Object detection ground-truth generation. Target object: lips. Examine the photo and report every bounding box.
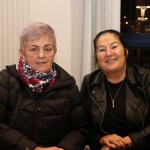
[106,58,118,63]
[36,62,46,64]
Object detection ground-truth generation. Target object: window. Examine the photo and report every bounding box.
[121,0,150,68]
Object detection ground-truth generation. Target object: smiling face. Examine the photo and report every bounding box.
[95,33,128,75]
[19,35,56,73]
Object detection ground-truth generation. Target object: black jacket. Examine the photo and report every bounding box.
[81,64,150,150]
[0,63,88,150]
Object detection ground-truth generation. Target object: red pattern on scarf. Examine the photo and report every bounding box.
[17,57,56,93]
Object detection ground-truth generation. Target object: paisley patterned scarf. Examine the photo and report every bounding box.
[16,57,57,93]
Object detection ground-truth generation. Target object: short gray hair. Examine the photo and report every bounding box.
[20,22,56,50]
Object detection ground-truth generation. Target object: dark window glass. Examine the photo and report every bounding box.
[121,0,150,33]
[121,0,150,68]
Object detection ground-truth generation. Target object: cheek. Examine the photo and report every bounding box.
[120,51,126,59]
[118,53,127,65]
[48,53,55,60]
[21,52,33,60]
[97,57,104,68]
[96,53,104,62]
[24,56,36,65]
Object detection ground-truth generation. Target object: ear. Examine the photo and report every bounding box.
[125,48,128,57]
[19,48,25,60]
[54,48,57,54]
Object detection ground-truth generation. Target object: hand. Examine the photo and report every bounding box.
[34,146,64,150]
[122,136,133,148]
[101,145,110,150]
[100,134,126,149]
[101,146,128,150]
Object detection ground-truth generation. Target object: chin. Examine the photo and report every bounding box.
[32,64,52,73]
[34,67,47,73]
[39,70,49,73]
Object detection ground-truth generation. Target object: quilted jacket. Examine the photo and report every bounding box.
[0,63,88,150]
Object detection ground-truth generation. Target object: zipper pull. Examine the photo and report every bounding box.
[37,103,41,112]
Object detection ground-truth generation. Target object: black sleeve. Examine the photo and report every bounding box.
[0,70,37,150]
[57,84,88,150]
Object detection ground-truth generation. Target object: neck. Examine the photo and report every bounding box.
[105,66,126,84]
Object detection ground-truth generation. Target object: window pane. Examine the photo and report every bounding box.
[121,0,150,33]
[121,0,150,69]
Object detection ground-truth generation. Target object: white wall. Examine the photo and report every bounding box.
[0,0,120,87]
[0,0,30,69]
[71,0,84,86]
[30,0,72,73]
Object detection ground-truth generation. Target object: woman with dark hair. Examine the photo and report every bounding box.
[81,29,150,150]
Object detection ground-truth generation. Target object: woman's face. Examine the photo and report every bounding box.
[20,35,56,73]
[95,33,127,74]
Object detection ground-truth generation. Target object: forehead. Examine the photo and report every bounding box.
[97,33,120,45]
[26,35,54,45]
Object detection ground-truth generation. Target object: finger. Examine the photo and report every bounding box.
[105,140,117,148]
[101,145,110,150]
[112,140,126,148]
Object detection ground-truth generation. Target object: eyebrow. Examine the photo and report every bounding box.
[99,42,119,47]
[111,42,119,45]
[29,44,52,47]
[97,42,119,50]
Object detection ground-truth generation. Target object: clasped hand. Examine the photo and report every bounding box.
[34,146,64,150]
[100,134,132,150]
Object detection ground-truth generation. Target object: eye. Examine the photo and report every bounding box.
[97,47,106,52]
[30,47,38,52]
[45,48,51,51]
[111,43,119,49]
[111,45,118,49]
[44,47,53,53]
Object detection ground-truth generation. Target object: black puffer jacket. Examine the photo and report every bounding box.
[81,64,150,150]
[0,63,88,150]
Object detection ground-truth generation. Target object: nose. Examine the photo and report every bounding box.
[106,48,113,56]
[38,49,45,58]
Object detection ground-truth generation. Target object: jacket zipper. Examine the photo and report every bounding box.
[32,99,41,140]
[36,100,41,112]
[89,90,109,134]
[137,107,145,128]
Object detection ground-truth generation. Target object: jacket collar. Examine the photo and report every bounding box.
[6,63,76,90]
[126,64,139,85]
[90,64,140,87]
[89,69,105,88]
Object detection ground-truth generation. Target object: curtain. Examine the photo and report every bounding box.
[0,0,30,70]
[81,0,121,80]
